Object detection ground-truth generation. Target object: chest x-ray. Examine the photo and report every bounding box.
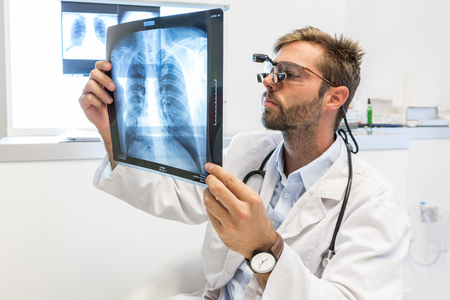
[112,27,207,174]
[63,12,118,60]
[107,10,223,186]
[61,1,160,76]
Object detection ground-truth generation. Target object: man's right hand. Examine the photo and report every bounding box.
[79,61,116,144]
[79,61,117,169]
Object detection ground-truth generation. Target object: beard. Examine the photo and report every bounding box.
[261,91,323,133]
[261,91,324,154]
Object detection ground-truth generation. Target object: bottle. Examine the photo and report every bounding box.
[357,88,368,123]
[353,99,362,124]
[367,98,372,125]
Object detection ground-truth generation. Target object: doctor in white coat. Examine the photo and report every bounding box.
[79,27,410,299]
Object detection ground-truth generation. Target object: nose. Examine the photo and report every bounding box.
[263,73,280,92]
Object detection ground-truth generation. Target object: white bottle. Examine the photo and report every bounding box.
[357,88,368,124]
[353,99,362,124]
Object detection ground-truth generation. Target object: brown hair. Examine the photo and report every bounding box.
[273,27,365,131]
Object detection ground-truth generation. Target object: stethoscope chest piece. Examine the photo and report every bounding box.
[322,250,335,268]
[322,257,330,268]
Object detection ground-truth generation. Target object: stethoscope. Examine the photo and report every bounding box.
[243,63,359,268]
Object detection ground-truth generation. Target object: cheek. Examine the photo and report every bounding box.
[283,91,310,109]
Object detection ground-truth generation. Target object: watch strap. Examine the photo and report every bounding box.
[270,232,284,260]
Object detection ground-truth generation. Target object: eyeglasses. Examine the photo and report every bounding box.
[253,53,336,87]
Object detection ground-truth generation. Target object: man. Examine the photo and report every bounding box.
[79,27,410,299]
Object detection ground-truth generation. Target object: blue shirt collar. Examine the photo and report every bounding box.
[275,136,342,190]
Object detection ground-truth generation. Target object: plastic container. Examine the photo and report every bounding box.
[367,99,372,125]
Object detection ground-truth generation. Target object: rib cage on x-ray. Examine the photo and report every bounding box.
[159,51,203,172]
[124,51,151,154]
[111,27,208,175]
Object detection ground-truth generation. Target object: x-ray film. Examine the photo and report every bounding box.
[61,1,160,76]
[106,9,223,186]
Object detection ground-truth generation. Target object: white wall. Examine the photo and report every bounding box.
[402,139,450,300]
[358,138,450,300]
[0,159,207,300]
[0,0,7,138]
[345,0,450,112]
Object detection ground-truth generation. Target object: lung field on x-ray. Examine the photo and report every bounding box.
[111,27,208,175]
[67,15,87,51]
[93,16,107,45]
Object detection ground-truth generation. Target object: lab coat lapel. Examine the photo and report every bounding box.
[277,139,349,239]
[273,141,349,270]
[277,184,327,239]
[259,148,280,208]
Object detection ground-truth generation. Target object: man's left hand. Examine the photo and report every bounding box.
[203,163,277,260]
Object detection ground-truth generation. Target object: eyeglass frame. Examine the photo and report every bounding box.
[253,53,337,87]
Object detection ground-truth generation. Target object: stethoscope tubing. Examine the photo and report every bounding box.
[242,148,276,185]
[328,140,353,256]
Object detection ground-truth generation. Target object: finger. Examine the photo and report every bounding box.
[205,163,258,202]
[90,66,116,92]
[203,188,229,221]
[95,60,112,72]
[205,209,223,234]
[79,92,107,110]
[205,173,242,214]
[82,77,114,106]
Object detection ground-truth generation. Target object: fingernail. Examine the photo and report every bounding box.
[205,163,212,172]
[108,82,115,90]
[106,95,113,104]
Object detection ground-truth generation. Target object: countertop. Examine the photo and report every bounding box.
[2,126,448,162]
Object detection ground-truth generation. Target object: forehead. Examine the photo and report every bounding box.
[274,41,324,68]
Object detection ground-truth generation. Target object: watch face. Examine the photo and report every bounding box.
[250,252,276,273]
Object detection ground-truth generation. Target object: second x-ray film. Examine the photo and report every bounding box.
[106,9,223,186]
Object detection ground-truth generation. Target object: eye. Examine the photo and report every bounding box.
[285,71,301,79]
[277,62,306,81]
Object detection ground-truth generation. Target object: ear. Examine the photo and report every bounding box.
[324,86,349,112]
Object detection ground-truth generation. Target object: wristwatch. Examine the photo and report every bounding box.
[247,233,284,274]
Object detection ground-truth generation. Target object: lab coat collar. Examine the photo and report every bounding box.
[260,142,282,209]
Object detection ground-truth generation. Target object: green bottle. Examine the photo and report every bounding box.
[367,98,372,125]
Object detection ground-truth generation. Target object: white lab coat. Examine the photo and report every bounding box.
[94,131,410,300]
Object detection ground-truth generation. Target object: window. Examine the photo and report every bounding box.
[4,0,218,136]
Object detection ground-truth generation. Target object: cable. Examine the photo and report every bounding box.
[407,202,441,266]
